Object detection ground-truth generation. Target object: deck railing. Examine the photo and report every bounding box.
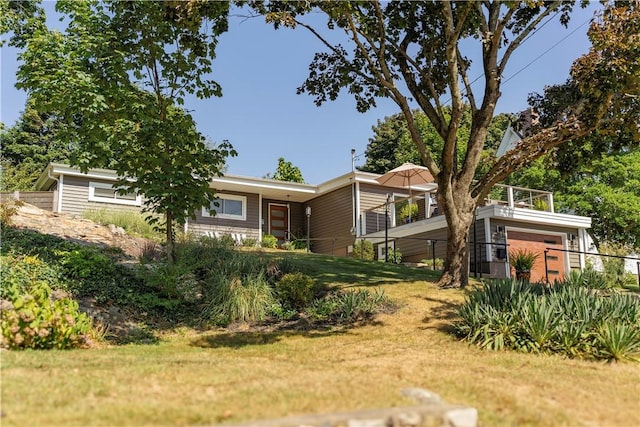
[359,184,554,235]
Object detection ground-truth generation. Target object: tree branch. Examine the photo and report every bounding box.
[498,2,563,75]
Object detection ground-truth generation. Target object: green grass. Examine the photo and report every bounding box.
[256,250,441,289]
[2,279,638,427]
[81,208,163,240]
[1,231,638,426]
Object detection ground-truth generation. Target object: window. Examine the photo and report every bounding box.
[88,181,141,206]
[202,194,246,221]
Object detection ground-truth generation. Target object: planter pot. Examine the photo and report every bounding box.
[515,270,531,282]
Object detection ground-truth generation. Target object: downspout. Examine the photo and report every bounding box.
[351,177,356,235]
[355,181,361,236]
[258,194,263,243]
[47,166,62,213]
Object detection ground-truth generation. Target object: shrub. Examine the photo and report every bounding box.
[351,239,374,261]
[0,255,65,298]
[242,237,257,247]
[596,321,640,362]
[308,288,392,323]
[0,198,24,226]
[261,234,278,249]
[282,240,308,251]
[202,271,275,325]
[0,265,93,350]
[275,272,315,310]
[599,242,634,289]
[388,248,403,264]
[56,248,130,302]
[561,267,608,289]
[421,257,444,270]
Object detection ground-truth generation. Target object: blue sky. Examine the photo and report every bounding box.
[1,2,600,184]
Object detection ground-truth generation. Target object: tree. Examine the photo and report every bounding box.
[1,99,71,190]
[13,0,235,261]
[0,0,45,48]
[508,75,640,250]
[265,157,305,183]
[260,1,640,288]
[359,107,512,177]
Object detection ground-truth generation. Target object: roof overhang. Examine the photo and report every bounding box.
[362,204,591,245]
[477,205,592,229]
[211,174,317,203]
[34,163,124,190]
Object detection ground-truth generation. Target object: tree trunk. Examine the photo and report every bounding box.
[166,210,175,264]
[436,179,475,288]
[437,218,472,288]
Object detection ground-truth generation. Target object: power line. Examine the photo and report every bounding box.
[502,17,591,85]
[446,14,592,105]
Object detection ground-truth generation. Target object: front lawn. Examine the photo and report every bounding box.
[2,282,638,426]
[1,228,638,426]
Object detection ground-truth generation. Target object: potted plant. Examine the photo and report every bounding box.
[399,203,418,223]
[509,249,540,282]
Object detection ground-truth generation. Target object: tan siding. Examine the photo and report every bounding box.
[308,186,354,256]
[1,191,54,211]
[61,176,141,216]
[369,227,449,263]
[359,183,392,234]
[288,202,305,239]
[190,191,260,239]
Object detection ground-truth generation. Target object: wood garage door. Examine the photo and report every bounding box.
[507,230,565,283]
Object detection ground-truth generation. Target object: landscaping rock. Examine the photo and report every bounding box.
[10,203,154,259]
[220,388,477,427]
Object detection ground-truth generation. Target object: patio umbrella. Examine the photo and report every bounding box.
[375,162,435,223]
[375,162,434,192]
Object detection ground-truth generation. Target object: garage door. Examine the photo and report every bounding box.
[507,230,566,283]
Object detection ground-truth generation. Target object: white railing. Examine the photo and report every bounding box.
[358,184,554,235]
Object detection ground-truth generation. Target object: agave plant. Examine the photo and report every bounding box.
[509,249,540,282]
[596,322,640,362]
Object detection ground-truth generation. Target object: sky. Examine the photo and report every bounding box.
[1,2,601,184]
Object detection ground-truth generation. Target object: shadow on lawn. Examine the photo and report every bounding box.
[190,324,364,349]
[417,295,461,335]
[267,252,440,289]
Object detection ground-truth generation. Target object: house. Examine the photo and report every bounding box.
[31,162,592,282]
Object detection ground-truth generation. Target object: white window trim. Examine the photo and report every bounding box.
[202,194,247,221]
[88,181,141,206]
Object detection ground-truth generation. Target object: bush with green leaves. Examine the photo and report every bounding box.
[261,234,278,249]
[307,288,392,323]
[282,240,308,251]
[351,239,374,261]
[0,255,93,350]
[387,248,403,264]
[1,254,65,298]
[599,242,637,289]
[275,272,315,310]
[454,279,640,362]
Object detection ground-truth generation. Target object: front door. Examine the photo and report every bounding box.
[269,204,289,245]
